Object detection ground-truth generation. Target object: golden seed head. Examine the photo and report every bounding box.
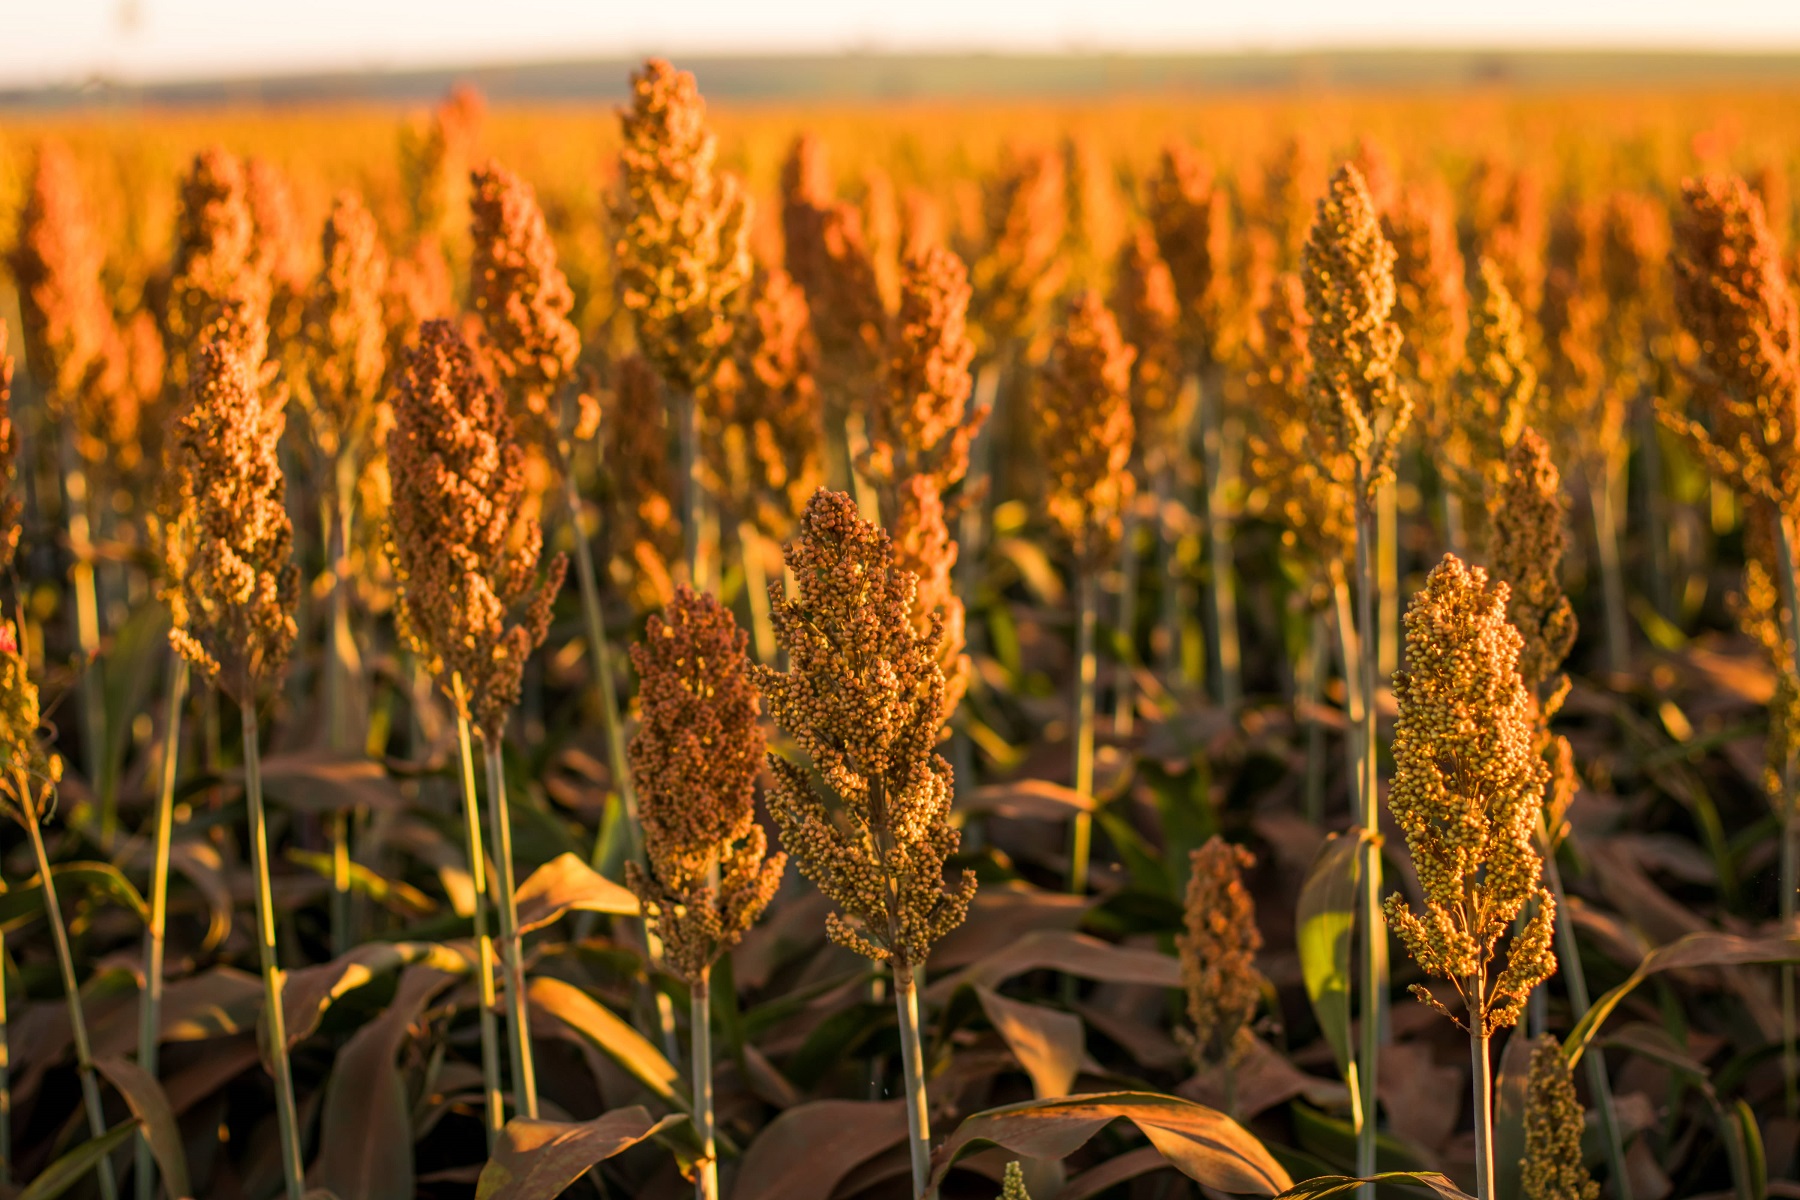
[613,57,752,395]
[1446,256,1534,512]
[468,161,580,425]
[863,244,983,498]
[386,319,567,738]
[1177,837,1267,1070]
[1460,159,1546,321]
[1000,1161,1032,1200]
[0,327,18,574]
[889,473,968,731]
[1148,142,1232,362]
[1036,291,1137,563]
[1523,1036,1600,1200]
[1490,427,1576,712]
[165,315,299,703]
[626,586,784,983]
[1667,173,1800,509]
[1301,162,1410,499]
[246,158,312,352]
[757,488,976,969]
[8,140,112,415]
[399,84,484,245]
[1110,224,1185,447]
[299,191,389,467]
[0,621,62,827]
[1384,554,1555,1035]
[167,148,270,390]
[784,183,887,416]
[1384,180,1468,397]
[968,144,1067,355]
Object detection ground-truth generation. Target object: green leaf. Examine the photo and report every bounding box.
[1565,932,1800,1066]
[528,976,687,1111]
[1492,1031,1536,1200]
[1271,1171,1476,1200]
[474,1108,682,1200]
[17,1120,139,1200]
[95,1056,192,1200]
[0,862,149,931]
[512,852,638,933]
[928,1091,1292,1195]
[1296,830,1362,1080]
[1731,1098,1766,1200]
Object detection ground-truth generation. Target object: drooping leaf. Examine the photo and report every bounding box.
[927,1092,1292,1195]
[974,985,1084,1099]
[1296,830,1362,1080]
[310,967,456,1200]
[281,940,469,1050]
[731,1100,909,1200]
[1565,932,1800,1066]
[1058,1146,1175,1200]
[528,976,686,1110]
[16,1120,139,1200]
[962,781,1093,821]
[1270,1171,1476,1200]
[474,1108,682,1200]
[0,862,149,930]
[95,1056,193,1200]
[512,853,638,933]
[1492,1030,1535,1200]
[284,851,439,918]
[927,931,1180,1002]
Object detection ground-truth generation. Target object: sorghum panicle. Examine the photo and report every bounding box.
[967,145,1066,356]
[8,141,113,411]
[468,162,581,424]
[626,586,785,983]
[0,327,19,574]
[1448,257,1534,512]
[1522,1036,1600,1200]
[247,158,312,354]
[386,320,566,737]
[1148,142,1233,365]
[1177,837,1267,1070]
[757,489,976,969]
[1036,291,1137,563]
[1385,554,1556,1035]
[1490,427,1576,714]
[0,618,61,825]
[1384,180,1468,403]
[1110,225,1185,451]
[165,149,270,387]
[299,191,389,466]
[1459,160,1546,322]
[1301,162,1409,500]
[606,354,680,611]
[890,474,969,728]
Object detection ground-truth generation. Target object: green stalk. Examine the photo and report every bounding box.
[1331,569,1366,828]
[480,732,538,1119]
[1352,489,1384,1187]
[1442,489,1466,563]
[324,464,359,954]
[1,926,9,1191]
[1539,814,1631,1200]
[678,390,702,590]
[238,700,305,1200]
[1068,569,1099,895]
[1302,607,1327,825]
[893,963,931,1200]
[25,801,117,1200]
[1112,503,1143,738]
[136,654,189,1200]
[1768,514,1800,1119]
[1200,387,1241,709]
[1377,478,1399,678]
[1469,976,1492,1200]
[692,969,718,1200]
[59,441,109,846]
[451,679,504,1145]
[1590,468,1631,678]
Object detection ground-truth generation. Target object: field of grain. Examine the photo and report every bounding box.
[0,60,1798,1200]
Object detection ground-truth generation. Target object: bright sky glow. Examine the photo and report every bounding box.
[7,0,1800,88]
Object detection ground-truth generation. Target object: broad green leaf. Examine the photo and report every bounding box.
[281,940,469,1050]
[732,1100,908,1200]
[512,852,638,933]
[974,985,1084,1098]
[529,976,686,1110]
[17,1120,139,1200]
[1296,830,1362,1079]
[1565,932,1800,1066]
[311,967,455,1200]
[0,862,149,930]
[928,1091,1292,1195]
[1271,1171,1476,1200]
[474,1108,681,1200]
[95,1056,192,1200]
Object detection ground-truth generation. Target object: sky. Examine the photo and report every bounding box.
[8,0,1800,88]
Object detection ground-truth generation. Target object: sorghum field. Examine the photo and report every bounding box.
[1,60,1799,1200]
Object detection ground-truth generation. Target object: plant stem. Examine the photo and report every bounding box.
[1068,569,1099,894]
[59,441,109,845]
[136,654,189,1200]
[1331,568,1366,829]
[324,467,359,954]
[951,359,1004,802]
[238,700,305,1200]
[1377,477,1399,678]
[678,389,703,590]
[26,803,118,1200]
[692,969,719,1200]
[1352,489,1384,1188]
[893,963,931,1200]
[1768,514,1800,1118]
[451,682,505,1146]
[1590,467,1631,679]
[1538,814,1631,1200]
[481,731,538,1119]
[1113,501,1143,739]
[1200,382,1240,709]
[1469,983,1493,1200]
[739,522,775,664]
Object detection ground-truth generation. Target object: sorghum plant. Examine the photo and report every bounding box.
[1178,837,1267,1118]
